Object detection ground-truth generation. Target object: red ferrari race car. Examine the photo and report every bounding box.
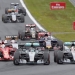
[37,30,51,39]
[0,42,17,60]
[0,36,18,60]
[18,24,39,40]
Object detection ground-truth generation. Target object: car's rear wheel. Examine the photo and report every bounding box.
[20,15,25,23]
[2,14,8,23]
[5,8,9,14]
[20,32,25,40]
[43,51,50,65]
[19,7,26,16]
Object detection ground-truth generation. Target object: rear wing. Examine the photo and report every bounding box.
[10,3,19,6]
[64,42,75,46]
[25,24,36,27]
[5,35,18,40]
[18,42,40,48]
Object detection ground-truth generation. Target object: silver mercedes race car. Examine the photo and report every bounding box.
[13,42,50,65]
[2,9,25,23]
[54,42,75,64]
[5,3,26,16]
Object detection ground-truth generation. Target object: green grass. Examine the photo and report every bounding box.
[24,0,75,41]
[53,33,75,42]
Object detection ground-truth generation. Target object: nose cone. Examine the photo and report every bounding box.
[3,50,10,60]
[4,54,10,59]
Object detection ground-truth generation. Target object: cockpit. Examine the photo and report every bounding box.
[30,28,35,31]
[30,28,36,34]
[29,47,35,52]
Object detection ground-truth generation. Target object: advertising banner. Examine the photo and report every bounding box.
[50,2,66,10]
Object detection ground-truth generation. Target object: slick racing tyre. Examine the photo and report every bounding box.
[13,50,20,65]
[43,51,50,65]
[19,7,26,16]
[20,15,25,23]
[2,14,8,23]
[5,8,9,14]
[54,50,59,62]
[20,32,25,40]
[56,51,63,64]
[18,30,23,39]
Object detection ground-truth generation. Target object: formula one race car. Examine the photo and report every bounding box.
[38,37,58,51]
[2,9,25,23]
[37,30,51,39]
[18,24,39,40]
[13,42,50,65]
[5,3,26,16]
[54,42,75,64]
[0,41,17,60]
[5,35,18,49]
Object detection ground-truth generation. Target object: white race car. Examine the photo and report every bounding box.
[13,42,50,65]
[54,42,75,64]
[2,10,24,23]
[5,3,26,16]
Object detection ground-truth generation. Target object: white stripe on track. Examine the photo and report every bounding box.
[69,0,75,7]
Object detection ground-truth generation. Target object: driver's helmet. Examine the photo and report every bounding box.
[30,27,34,30]
[2,42,4,44]
[71,43,74,47]
[44,33,48,37]
[12,9,15,12]
[2,40,5,44]
[11,40,15,43]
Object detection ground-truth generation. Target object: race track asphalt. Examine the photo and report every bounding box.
[0,0,75,75]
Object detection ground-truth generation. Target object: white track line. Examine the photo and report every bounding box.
[20,0,55,39]
[69,0,75,7]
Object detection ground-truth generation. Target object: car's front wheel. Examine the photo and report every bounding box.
[13,50,20,65]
